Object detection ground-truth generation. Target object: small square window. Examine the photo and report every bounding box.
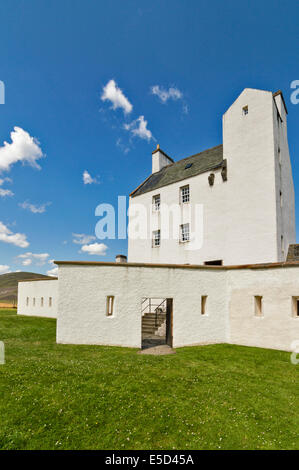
[180,223,190,242]
[201,295,207,315]
[106,296,114,316]
[292,297,299,318]
[180,185,190,204]
[153,194,160,211]
[281,235,284,255]
[152,230,160,247]
[242,105,248,116]
[254,296,263,316]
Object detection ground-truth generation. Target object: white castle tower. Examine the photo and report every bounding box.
[128,88,295,265]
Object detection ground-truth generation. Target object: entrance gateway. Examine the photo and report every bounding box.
[141,297,173,349]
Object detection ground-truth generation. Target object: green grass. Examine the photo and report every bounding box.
[0,309,298,450]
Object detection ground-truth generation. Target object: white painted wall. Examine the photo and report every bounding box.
[17,279,58,318]
[128,88,295,266]
[56,262,299,352]
[128,166,229,265]
[56,263,228,348]
[228,267,299,351]
[273,94,296,260]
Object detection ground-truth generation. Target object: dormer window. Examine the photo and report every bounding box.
[242,105,248,116]
[153,194,160,211]
[180,185,190,204]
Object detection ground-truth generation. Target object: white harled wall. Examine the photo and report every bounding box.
[273,94,296,260]
[56,263,299,352]
[128,88,295,266]
[56,264,228,348]
[17,279,58,318]
[128,166,229,265]
[228,267,299,351]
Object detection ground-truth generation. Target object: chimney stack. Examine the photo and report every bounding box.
[152,144,174,174]
[115,254,127,264]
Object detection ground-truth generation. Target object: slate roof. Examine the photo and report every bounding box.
[131,144,224,197]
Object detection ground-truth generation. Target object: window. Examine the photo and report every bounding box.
[281,235,284,255]
[41,297,44,307]
[33,297,36,307]
[152,230,161,247]
[204,260,223,266]
[106,296,114,316]
[201,295,207,315]
[278,147,282,165]
[152,194,160,211]
[180,223,190,242]
[254,296,263,316]
[242,105,248,116]
[26,297,29,307]
[49,297,52,307]
[292,297,299,317]
[180,185,190,204]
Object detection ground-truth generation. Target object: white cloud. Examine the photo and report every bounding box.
[72,233,96,245]
[0,188,14,197]
[17,252,49,266]
[124,115,154,141]
[81,242,108,256]
[19,201,51,213]
[151,85,183,103]
[83,170,99,185]
[0,127,44,173]
[22,258,32,266]
[0,177,14,197]
[0,221,29,248]
[101,79,133,114]
[47,266,58,277]
[116,138,130,155]
[0,265,10,275]
[0,177,12,185]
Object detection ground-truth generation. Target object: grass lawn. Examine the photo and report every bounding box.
[0,309,298,450]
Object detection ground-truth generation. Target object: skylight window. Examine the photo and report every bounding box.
[185,163,193,169]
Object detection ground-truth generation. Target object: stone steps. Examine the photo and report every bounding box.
[142,313,166,335]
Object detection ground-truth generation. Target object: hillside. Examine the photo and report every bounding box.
[0,272,53,305]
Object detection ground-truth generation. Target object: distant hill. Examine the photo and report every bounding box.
[0,272,53,305]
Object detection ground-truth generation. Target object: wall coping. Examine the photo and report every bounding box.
[53,260,299,271]
[18,277,58,283]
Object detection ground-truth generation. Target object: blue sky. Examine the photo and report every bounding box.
[0,0,299,275]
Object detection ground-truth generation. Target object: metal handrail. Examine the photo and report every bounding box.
[154,299,167,327]
[141,297,166,315]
